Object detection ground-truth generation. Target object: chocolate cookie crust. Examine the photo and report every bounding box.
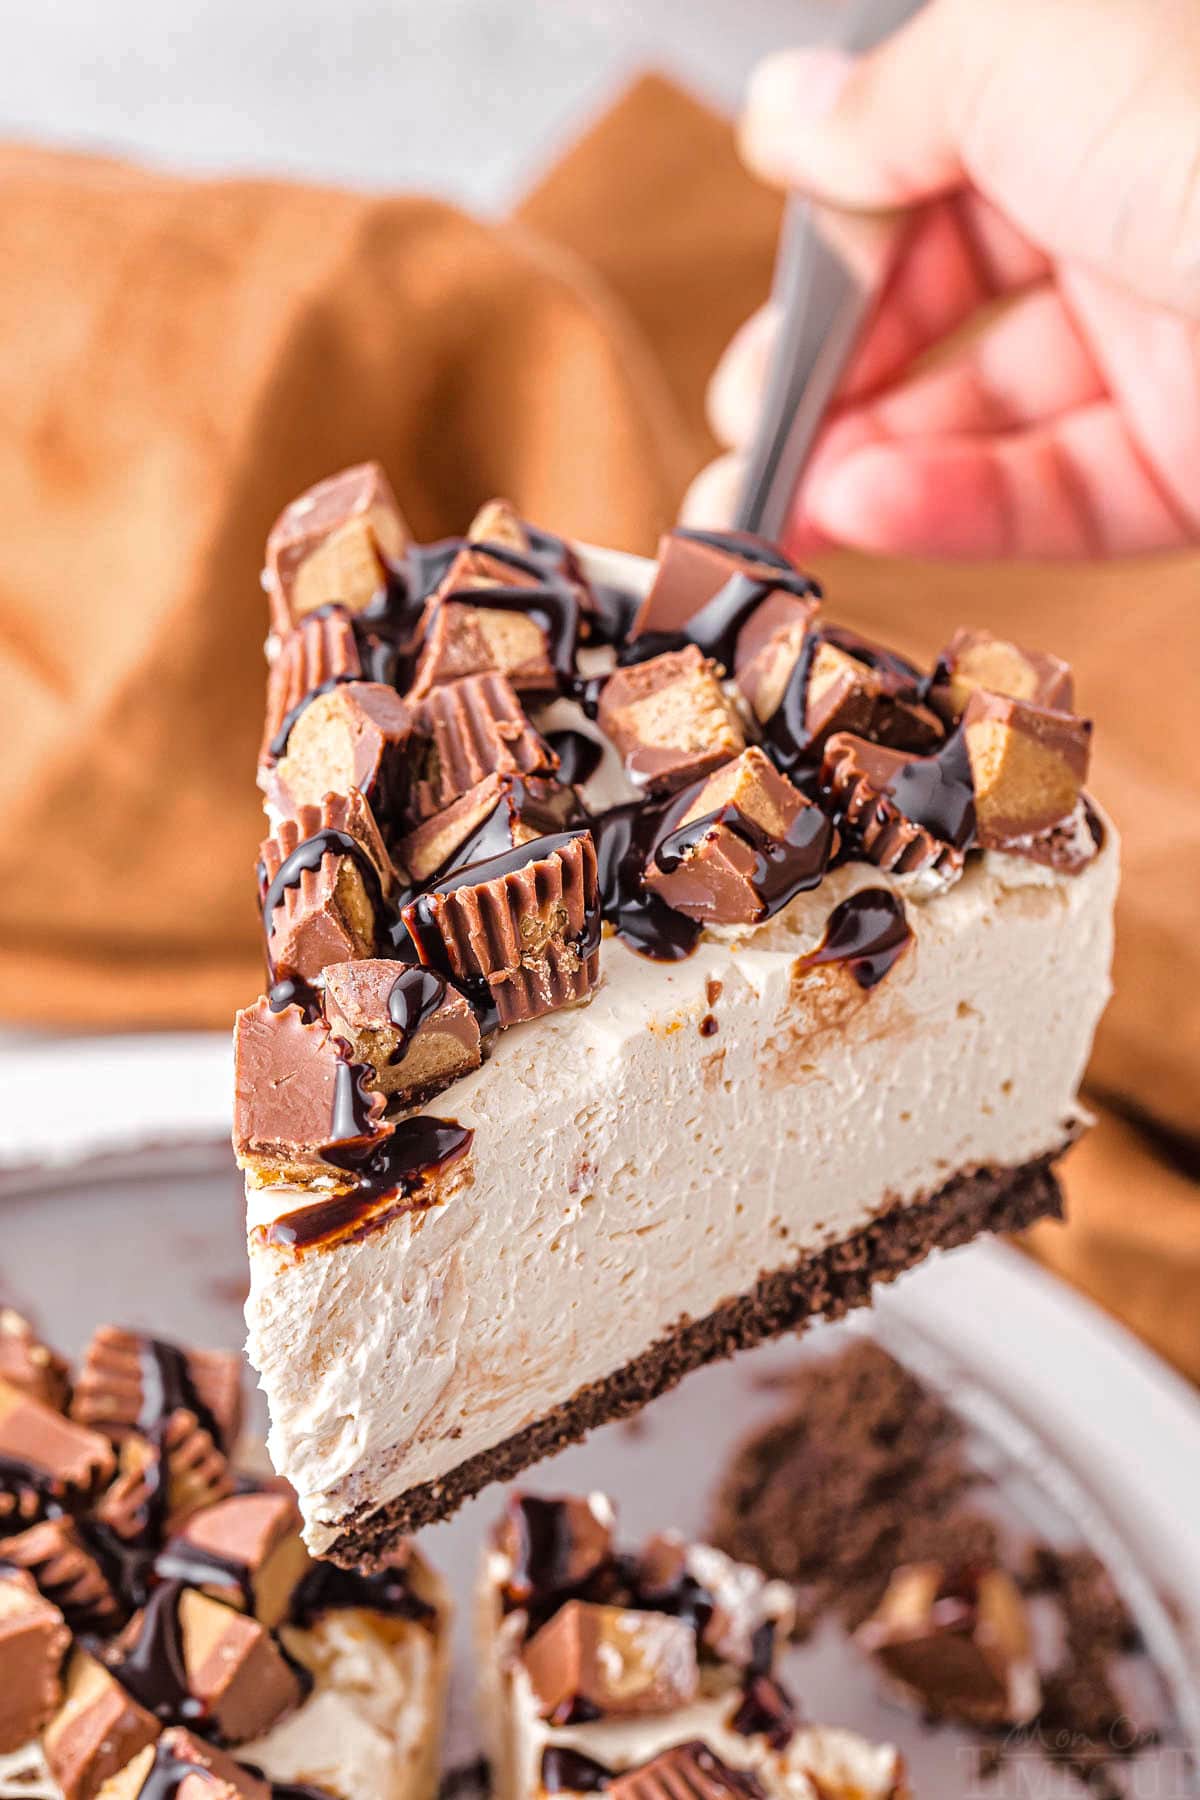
[329,1143,1069,1565]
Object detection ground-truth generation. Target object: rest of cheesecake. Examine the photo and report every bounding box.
[235,466,1116,1562]
[478,1489,909,1800]
[0,1310,449,1800]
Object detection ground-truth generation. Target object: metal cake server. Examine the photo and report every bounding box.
[734,0,930,540]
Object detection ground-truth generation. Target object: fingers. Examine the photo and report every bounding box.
[794,401,1190,559]
[739,10,964,211]
[679,452,744,531]
[707,195,1050,451]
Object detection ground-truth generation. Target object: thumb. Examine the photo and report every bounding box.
[739,6,964,210]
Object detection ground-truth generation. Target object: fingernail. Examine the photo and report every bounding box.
[742,47,855,163]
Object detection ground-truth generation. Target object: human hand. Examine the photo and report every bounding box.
[686,0,1200,559]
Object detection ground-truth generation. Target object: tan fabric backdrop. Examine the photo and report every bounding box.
[0,81,1196,1370]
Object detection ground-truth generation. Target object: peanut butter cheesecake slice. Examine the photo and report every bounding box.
[236,467,1117,1563]
[0,1310,449,1800]
[478,1491,909,1800]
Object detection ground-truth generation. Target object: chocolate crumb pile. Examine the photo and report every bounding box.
[710,1341,1158,1794]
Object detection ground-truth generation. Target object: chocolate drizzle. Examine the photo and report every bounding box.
[258,829,388,973]
[887,730,977,849]
[589,801,702,962]
[107,1580,204,1728]
[153,1538,254,1614]
[798,889,913,990]
[290,1558,436,1629]
[545,729,604,788]
[263,1115,473,1249]
[386,968,448,1061]
[541,1748,614,1794]
[652,795,834,924]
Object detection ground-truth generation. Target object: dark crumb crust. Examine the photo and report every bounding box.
[331,1145,1068,1566]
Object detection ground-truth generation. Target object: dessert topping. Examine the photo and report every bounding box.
[629,528,818,667]
[233,999,390,1183]
[410,672,558,819]
[264,462,408,635]
[960,689,1091,851]
[521,1599,699,1724]
[497,1493,615,1609]
[44,1650,160,1800]
[70,1329,240,1455]
[267,683,412,822]
[605,1743,767,1800]
[408,547,560,699]
[260,612,365,769]
[0,1518,120,1634]
[795,890,913,992]
[645,749,834,927]
[597,646,745,795]
[820,734,964,878]
[0,1311,70,1413]
[398,770,579,886]
[0,1380,115,1527]
[258,793,394,985]
[104,1728,272,1800]
[321,959,482,1101]
[154,1492,310,1631]
[0,1568,70,1754]
[856,1560,1041,1727]
[932,626,1074,721]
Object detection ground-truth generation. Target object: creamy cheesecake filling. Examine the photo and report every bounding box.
[246,823,1116,1554]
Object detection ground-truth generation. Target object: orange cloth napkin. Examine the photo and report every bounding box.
[0,82,1196,1372]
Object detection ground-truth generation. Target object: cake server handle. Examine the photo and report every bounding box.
[733,0,930,542]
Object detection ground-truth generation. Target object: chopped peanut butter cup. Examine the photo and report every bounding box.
[606,1743,768,1800]
[44,1650,160,1800]
[410,672,557,819]
[258,790,394,983]
[323,958,482,1101]
[522,1599,699,1723]
[645,748,834,927]
[102,1730,271,1800]
[961,689,1091,850]
[399,770,581,887]
[155,1490,311,1631]
[0,1309,69,1412]
[408,544,558,700]
[233,998,391,1185]
[0,1380,115,1528]
[70,1326,242,1454]
[820,734,965,880]
[0,1568,71,1755]
[0,1518,120,1634]
[598,645,745,795]
[932,626,1074,721]
[264,461,407,635]
[267,681,412,820]
[260,610,364,771]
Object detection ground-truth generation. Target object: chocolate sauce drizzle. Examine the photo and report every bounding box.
[386,967,448,1061]
[541,1748,614,1794]
[264,1115,473,1250]
[544,728,604,788]
[107,1579,206,1728]
[589,800,702,962]
[887,728,977,849]
[798,889,913,990]
[652,795,834,923]
[258,829,388,976]
[290,1558,436,1629]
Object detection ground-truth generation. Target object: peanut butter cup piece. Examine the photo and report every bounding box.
[322,959,482,1101]
[521,1599,699,1723]
[96,1411,232,1542]
[0,1379,115,1527]
[933,626,1074,721]
[410,672,557,819]
[70,1327,242,1454]
[467,497,531,552]
[734,591,821,723]
[0,1568,71,1754]
[268,682,412,822]
[156,1490,312,1630]
[265,461,407,634]
[598,645,745,795]
[408,545,557,700]
[260,611,364,772]
[497,1492,614,1606]
[398,770,580,886]
[631,529,814,653]
[960,689,1091,848]
[802,641,942,754]
[233,999,390,1186]
[112,1587,302,1745]
[403,831,599,1026]
[645,748,834,927]
[821,734,964,880]
[100,1731,270,1800]
[259,791,394,983]
[0,1308,69,1412]
[856,1561,1041,1727]
[606,1743,767,1800]
[0,1518,120,1633]
[44,1651,160,1800]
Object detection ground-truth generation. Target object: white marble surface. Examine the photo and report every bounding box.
[0,0,833,210]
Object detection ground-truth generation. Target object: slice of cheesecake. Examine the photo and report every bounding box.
[0,1310,449,1800]
[478,1489,910,1800]
[237,468,1117,1562]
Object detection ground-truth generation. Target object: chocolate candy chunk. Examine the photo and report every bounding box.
[0,1308,69,1412]
[631,530,816,663]
[399,770,579,886]
[70,1327,242,1454]
[856,1561,1041,1727]
[101,1730,270,1800]
[803,641,942,754]
[0,1518,120,1634]
[113,1587,303,1744]
[96,1411,233,1542]
[260,612,364,772]
[233,999,389,1184]
[410,673,557,820]
[521,1599,698,1723]
[259,791,394,983]
[155,1491,311,1631]
[43,1650,160,1800]
[0,1568,70,1754]
[403,831,600,1028]
[597,646,745,795]
[408,546,557,700]
[268,682,412,822]
[730,1673,797,1750]
[497,1492,614,1607]
[960,689,1091,848]
[821,734,964,880]
[265,461,407,635]
[645,749,834,927]
[933,626,1074,721]
[0,1379,115,1527]
[322,960,482,1102]
[606,1743,767,1800]
[467,497,531,552]
[734,591,821,723]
